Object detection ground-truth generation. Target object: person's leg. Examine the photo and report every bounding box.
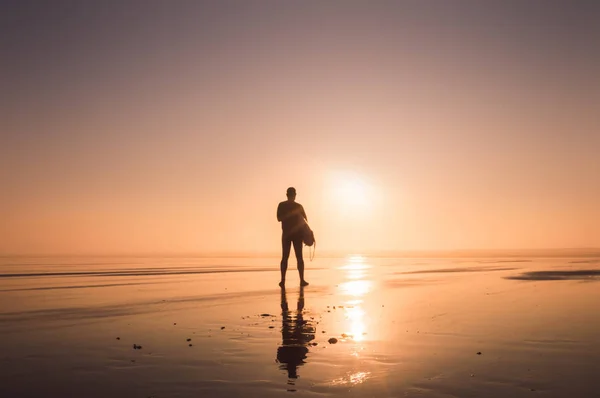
[280,234,292,286]
[292,237,308,285]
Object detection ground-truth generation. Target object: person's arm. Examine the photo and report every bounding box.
[301,205,307,222]
[277,203,282,222]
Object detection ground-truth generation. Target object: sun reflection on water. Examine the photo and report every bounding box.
[330,371,371,386]
[339,255,370,270]
[325,256,374,387]
[340,279,372,297]
[344,306,366,342]
[345,268,367,280]
[338,255,373,343]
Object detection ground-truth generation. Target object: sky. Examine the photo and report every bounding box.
[1,0,599,255]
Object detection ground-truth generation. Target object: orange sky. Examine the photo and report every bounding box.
[1,1,599,255]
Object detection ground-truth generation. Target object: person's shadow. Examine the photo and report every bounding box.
[276,285,315,382]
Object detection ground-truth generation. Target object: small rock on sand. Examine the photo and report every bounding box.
[477,352,482,355]
[328,338,338,344]
[116,337,120,340]
[186,338,192,342]
[221,326,225,330]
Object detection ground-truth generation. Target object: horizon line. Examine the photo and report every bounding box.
[1,247,599,258]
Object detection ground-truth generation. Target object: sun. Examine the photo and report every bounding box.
[336,177,368,207]
[327,171,374,216]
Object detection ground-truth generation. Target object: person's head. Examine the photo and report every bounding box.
[286,187,296,201]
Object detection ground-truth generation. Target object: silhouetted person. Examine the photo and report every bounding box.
[276,286,315,382]
[277,187,309,287]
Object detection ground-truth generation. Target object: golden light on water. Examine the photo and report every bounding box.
[340,256,370,280]
[345,299,363,306]
[348,255,367,264]
[344,306,366,342]
[330,371,371,386]
[349,271,366,280]
[339,280,372,297]
[338,255,372,342]
[339,255,372,295]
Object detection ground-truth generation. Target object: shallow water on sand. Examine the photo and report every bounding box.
[1,255,599,397]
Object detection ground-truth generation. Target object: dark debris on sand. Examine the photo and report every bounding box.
[133,344,142,350]
[328,338,338,344]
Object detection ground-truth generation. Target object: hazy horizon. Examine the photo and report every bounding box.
[2,1,599,255]
[2,247,600,259]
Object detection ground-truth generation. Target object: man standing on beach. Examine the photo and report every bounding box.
[277,187,309,287]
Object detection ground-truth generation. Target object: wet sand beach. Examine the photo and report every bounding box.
[1,255,599,397]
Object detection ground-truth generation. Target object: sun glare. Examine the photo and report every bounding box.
[327,171,376,216]
[336,178,368,207]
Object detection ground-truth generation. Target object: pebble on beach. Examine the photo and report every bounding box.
[328,338,338,344]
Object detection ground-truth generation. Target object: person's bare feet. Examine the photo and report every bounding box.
[300,280,309,286]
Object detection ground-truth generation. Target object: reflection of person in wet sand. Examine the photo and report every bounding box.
[276,285,315,381]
